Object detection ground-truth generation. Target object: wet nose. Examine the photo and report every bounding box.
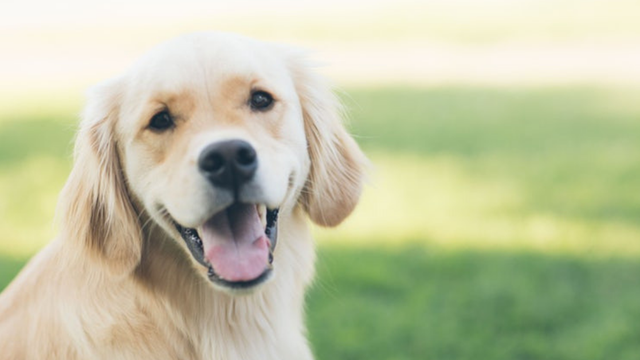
[198,139,257,189]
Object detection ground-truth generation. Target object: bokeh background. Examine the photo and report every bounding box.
[2,0,640,358]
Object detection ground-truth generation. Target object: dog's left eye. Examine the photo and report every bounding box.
[148,110,174,131]
[249,91,274,111]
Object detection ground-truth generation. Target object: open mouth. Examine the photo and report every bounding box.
[173,204,279,290]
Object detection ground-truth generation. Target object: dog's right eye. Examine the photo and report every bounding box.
[148,110,174,131]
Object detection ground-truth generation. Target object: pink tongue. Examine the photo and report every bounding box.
[199,204,270,282]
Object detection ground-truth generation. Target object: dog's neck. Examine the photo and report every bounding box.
[129,209,315,358]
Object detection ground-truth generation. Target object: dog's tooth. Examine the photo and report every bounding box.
[258,204,267,228]
[256,204,262,220]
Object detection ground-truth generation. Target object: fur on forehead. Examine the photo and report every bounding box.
[122,32,296,99]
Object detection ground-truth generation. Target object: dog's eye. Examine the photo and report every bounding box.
[249,91,274,111]
[148,110,174,131]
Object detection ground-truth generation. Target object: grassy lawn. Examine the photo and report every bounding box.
[309,245,640,360]
[1,86,640,359]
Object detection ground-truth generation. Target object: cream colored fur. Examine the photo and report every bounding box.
[0,32,367,360]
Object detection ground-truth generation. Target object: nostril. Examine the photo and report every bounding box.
[236,146,256,166]
[201,153,225,173]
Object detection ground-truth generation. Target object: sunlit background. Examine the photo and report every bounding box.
[1,0,640,358]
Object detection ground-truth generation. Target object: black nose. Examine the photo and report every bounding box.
[198,140,258,189]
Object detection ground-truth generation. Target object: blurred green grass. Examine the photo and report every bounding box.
[1,86,640,359]
[321,87,640,255]
[309,245,640,360]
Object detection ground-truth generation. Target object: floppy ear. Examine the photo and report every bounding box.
[57,78,141,276]
[288,54,368,227]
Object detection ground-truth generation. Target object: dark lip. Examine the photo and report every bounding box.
[173,206,279,289]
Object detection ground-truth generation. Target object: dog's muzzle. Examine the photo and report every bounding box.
[171,139,281,290]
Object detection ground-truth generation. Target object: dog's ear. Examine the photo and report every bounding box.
[287,53,368,227]
[57,78,141,276]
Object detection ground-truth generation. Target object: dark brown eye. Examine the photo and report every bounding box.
[249,91,274,111]
[149,110,174,131]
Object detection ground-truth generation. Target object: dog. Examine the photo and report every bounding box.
[0,32,367,359]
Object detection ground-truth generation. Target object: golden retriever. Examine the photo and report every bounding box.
[0,32,367,359]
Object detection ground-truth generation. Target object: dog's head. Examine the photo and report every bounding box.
[57,32,367,293]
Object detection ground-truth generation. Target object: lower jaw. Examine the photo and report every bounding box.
[207,265,273,290]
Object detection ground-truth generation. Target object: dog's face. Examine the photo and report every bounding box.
[59,32,366,293]
[118,35,308,290]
